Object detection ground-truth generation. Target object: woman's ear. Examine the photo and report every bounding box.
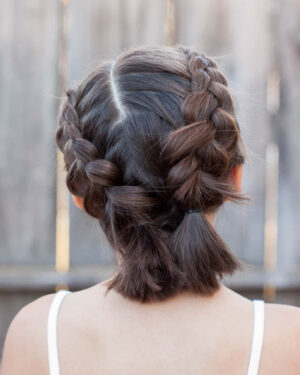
[72,194,84,209]
[230,164,243,193]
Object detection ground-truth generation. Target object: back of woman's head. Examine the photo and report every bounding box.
[57,45,248,303]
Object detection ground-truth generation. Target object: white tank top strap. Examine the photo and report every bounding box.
[247,299,265,375]
[47,289,72,375]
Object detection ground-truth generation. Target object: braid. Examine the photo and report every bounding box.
[159,47,248,294]
[57,87,121,219]
[161,47,245,211]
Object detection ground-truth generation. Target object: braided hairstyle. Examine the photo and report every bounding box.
[56,46,248,303]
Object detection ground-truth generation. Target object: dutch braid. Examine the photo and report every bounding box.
[160,47,249,293]
[161,47,245,211]
[57,79,121,219]
[56,46,249,302]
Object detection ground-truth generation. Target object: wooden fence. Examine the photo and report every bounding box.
[1,0,300,355]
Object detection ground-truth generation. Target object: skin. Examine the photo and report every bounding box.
[2,164,300,374]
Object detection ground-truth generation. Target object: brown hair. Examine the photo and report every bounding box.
[56,45,249,303]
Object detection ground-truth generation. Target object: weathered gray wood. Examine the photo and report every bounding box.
[277,0,300,268]
[0,0,59,264]
[2,265,300,293]
[0,265,115,292]
[217,0,272,266]
[117,0,167,47]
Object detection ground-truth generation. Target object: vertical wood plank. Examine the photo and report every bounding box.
[277,0,300,268]
[118,0,166,48]
[222,0,272,265]
[0,0,59,264]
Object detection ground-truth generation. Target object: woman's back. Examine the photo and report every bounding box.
[55,284,259,375]
[3,281,300,375]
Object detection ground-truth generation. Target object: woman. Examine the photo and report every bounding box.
[2,45,300,375]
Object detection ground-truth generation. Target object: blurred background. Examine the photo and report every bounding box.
[1,0,300,357]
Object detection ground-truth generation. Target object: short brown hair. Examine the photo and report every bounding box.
[56,45,249,303]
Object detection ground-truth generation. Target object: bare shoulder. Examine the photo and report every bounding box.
[0,284,108,375]
[265,301,300,333]
[263,302,300,373]
[1,293,55,375]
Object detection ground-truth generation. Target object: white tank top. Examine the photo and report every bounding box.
[47,290,265,375]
